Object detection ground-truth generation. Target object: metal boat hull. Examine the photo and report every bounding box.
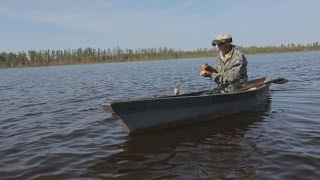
[102,78,270,133]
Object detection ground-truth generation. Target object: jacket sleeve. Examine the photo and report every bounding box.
[210,57,223,84]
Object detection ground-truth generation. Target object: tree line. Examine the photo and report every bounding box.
[1,42,319,68]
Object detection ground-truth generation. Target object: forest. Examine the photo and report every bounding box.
[1,42,319,68]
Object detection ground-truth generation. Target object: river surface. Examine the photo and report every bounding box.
[1,51,320,179]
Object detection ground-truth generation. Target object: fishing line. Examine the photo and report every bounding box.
[154,72,199,97]
[155,66,215,97]
[208,79,213,91]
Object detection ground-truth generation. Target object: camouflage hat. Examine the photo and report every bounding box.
[212,33,233,46]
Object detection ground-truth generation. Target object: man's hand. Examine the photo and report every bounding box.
[200,70,212,77]
[200,63,216,73]
[200,63,209,70]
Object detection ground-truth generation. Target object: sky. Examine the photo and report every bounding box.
[1,0,320,52]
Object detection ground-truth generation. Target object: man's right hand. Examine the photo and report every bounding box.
[200,63,210,71]
[200,70,212,77]
[200,63,215,72]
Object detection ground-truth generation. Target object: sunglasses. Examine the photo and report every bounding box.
[217,41,227,46]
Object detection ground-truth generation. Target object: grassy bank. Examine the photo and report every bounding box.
[1,42,319,68]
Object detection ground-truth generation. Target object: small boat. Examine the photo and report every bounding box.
[101,77,288,134]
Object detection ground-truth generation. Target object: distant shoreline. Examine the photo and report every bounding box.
[1,43,319,68]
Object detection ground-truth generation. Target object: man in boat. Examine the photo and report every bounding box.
[200,33,248,94]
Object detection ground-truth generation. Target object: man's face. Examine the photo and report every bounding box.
[217,41,231,53]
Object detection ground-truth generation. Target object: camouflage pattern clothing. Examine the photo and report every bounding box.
[210,45,248,93]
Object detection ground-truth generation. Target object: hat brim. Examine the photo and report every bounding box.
[212,39,231,46]
[212,40,222,46]
[212,39,228,46]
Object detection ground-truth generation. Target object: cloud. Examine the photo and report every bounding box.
[0,5,9,13]
[0,1,118,33]
[98,0,113,8]
[181,0,199,8]
[0,0,209,35]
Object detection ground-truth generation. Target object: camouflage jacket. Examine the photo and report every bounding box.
[211,45,248,86]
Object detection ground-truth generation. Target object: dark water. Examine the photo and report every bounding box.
[1,51,320,179]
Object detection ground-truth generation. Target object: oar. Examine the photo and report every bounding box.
[238,77,288,91]
[264,78,289,84]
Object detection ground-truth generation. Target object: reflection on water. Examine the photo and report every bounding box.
[90,98,271,179]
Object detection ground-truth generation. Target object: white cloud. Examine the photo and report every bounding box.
[0,1,119,33]
[0,5,9,13]
[2,0,318,51]
[0,1,208,36]
[181,0,199,8]
[98,0,113,8]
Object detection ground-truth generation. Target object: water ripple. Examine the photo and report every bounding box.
[1,52,320,179]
